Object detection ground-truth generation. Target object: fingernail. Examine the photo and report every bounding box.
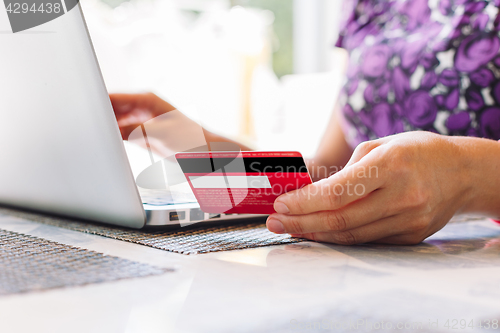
[274,201,290,214]
[267,218,285,234]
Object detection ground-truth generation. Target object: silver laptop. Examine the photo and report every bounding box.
[0,3,259,228]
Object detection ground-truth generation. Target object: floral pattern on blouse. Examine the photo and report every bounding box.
[336,0,500,147]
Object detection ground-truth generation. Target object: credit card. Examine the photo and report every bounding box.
[175,151,312,214]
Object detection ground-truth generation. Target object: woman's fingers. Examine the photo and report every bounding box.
[267,189,390,234]
[109,93,143,114]
[109,93,178,139]
[109,93,175,116]
[291,214,418,245]
[109,93,157,112]
[274,156,385,215]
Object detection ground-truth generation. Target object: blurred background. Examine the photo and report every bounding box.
[82,0,346,158]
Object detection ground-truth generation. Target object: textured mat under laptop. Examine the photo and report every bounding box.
[0,208,304,255]
[0,228,171,296]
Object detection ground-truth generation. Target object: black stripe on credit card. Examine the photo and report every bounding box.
[177,157,308,174]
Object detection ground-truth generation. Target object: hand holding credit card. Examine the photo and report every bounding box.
[175,151,312,214]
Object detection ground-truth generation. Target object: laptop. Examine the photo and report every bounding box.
[0,3,260,228]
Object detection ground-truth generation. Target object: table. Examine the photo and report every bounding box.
[0,213,499,333]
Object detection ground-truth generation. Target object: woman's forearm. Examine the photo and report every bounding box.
[309,103,354,181]
[202,129,252,151]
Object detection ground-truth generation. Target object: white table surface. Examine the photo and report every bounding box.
[0,213,500,333]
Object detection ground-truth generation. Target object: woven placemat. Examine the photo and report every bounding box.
[0,228,171,296]
[0,208,303,255]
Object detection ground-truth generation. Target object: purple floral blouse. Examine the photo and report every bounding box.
[336,0,500,148]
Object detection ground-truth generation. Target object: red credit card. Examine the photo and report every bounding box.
[175,151,312,214]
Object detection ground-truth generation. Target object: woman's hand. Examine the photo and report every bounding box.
[109,93,177,140]
[109,92,252,152]
[267,131,500,245]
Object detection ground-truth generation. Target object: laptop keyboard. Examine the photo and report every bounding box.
[139,188,197,206]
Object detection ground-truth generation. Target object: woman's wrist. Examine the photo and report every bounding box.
[454,136,500,219]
